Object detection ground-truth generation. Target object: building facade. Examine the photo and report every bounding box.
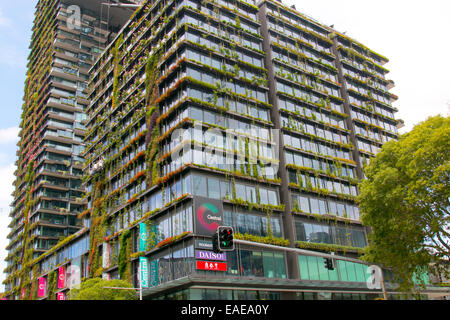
[4,0,421,300]
[3,0,136,300]
[82,0,402,300]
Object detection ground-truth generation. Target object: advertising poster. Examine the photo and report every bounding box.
[38,277,47,298]
[57,266,66,289]
[194,196,223,237]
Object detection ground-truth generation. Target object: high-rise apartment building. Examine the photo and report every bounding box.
[4,0,428,301]
[81,0,402,300]
[3,0,136,300]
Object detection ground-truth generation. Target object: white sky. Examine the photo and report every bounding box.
[283,0,450,132]
[0,130,18,293]
[1,0,450,292]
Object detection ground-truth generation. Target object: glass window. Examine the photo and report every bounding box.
[267,190,278,205]
[207,178,220,199]
[355,263,366,282]
[246,186,256,203]
[241,250,263,277]
[235,184,245,200]
[263,252,275,278]
[193,149,203,165]
[226,249,239,276]
[188,67,201,80]
[212,57,221,70]
[271,217,282,238]
[307,255,319,280]
[295,221,306,241]
[192,175,207,197]
[292,137,300,149]
[318,199,327,215]
[190,107,203,121]
[283,134,291,146]
[304,223,314,242]
[247,215,260,236]
[259,109,268,121]
[250,106,258,118]
[336,203,345,216]
[310,198,319,213]
[204,110,215,124]
[293,154,303,167]
[299,196,310,213]
[274,253,287,278]
[318,257,330,281]
[259,188,268,205]
[189,87,202,100]
[298,255,310,280]
[303,157,311,168]
[285,152,293,165]
[237,214,247,235]
[220,181,231,199]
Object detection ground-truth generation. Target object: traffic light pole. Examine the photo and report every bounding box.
[233,239,388,300]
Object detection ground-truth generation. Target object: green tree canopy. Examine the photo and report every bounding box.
[358,115,449,293]
[68,278,138,300]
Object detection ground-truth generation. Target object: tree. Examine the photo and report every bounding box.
[68,278,138,300]
[358,115,449,293]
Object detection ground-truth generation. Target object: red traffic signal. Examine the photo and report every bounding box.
[213,226,234,252]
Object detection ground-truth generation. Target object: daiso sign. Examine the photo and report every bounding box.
[195,250,227,261]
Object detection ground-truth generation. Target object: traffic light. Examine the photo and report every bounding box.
[218,226,234,251]
[213,226,234,253]
[324,257,335,270]
[212,228,220,253]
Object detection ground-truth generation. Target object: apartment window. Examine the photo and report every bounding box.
[207,178,221,199]
[245,185,256,203]
[192,175,207,197]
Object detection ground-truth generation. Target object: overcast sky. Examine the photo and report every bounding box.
[282,0,450,129]
[0,0,449,292]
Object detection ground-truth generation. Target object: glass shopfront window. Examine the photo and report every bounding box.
[298,254,368,283]
[224,249,286,279]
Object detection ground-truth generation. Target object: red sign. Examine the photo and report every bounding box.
[57,292,66,300]
[38,277,47,298]
[58,267,66,289]
[196,260,227,272]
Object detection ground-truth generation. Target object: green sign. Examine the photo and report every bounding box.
[140,257,149,288]
[139,222,147,252]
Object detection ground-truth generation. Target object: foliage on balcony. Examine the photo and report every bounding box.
[286,163,359,185]
[156,231,192,249]
[226,197,285,213]
[295,240,364,255]
[234,232,290,247]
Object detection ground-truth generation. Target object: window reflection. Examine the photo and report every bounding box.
[295,219,367,248]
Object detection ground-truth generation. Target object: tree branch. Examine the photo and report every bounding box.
[435,233,450,253]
